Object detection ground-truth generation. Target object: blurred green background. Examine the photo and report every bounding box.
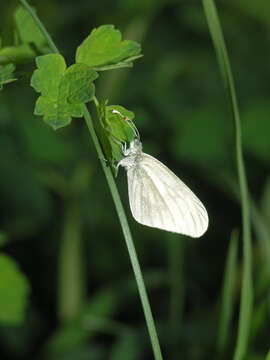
[1,0,270,359]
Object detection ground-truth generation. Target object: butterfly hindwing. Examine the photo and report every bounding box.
[127,153,208,237]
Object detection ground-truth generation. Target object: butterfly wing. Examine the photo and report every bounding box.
[127,153,208,237]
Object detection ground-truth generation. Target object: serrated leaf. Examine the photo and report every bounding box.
[31,54,66,96]
[34,96,83,130]
[61,63,98,104]
[0,254,30,325]
[31,54,97,130]
[76,25,141,68]
[0,63,17,90]
[14,6,47,52]
[31,54,76,129]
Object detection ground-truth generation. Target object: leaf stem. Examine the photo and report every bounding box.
[202,1,253,360]
[19,1,163,359]
[19,0,59,54]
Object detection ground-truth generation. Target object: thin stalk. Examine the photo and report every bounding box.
[19,1,163,359]
[202,1,253,360]
[217,230,238,357]
[82,106,163,360]
[19,0,58,54]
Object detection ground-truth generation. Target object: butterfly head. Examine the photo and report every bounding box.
[125,138,142,156]
[117,138,143,170]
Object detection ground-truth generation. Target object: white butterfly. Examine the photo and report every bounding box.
[118,138,208,238]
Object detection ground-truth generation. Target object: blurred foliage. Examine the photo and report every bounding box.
[0,231,8,247]
[0,0,270,360]
[0,5,48,64]
[0,254,30,325]
[0,64,17,90]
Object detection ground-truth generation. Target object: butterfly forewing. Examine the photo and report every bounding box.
[127,153,208,237]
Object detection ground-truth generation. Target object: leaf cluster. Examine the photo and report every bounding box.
[30,23,142,164]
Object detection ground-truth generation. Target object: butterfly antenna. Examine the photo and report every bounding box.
[127,118,140,141]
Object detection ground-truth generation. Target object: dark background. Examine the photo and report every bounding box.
[0,0,270,359]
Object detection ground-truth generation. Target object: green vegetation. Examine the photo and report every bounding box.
[0,1,269,359]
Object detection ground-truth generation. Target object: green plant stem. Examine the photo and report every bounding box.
[217,230,238,356]
[202,1,253,360]
[82,106,163,360]
[19,0,58,54]
[18,1,163,359]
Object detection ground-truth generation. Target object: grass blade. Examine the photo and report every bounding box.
[202,1,253,360]
[217,230,238,355]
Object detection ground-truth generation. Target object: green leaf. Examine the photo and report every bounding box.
[34,97,83,130]
[0,254,30,325]
[0,64,17,90]
[98,104,137,169]
[14,6,47,52]
[105,105,136,143]
[265,349,270,360]
[97,101,116,167]
[76,25,141,69]
[31,54,76,129]
[60,63,98,104]
[31,55,97,130]
[31,54,67,98]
